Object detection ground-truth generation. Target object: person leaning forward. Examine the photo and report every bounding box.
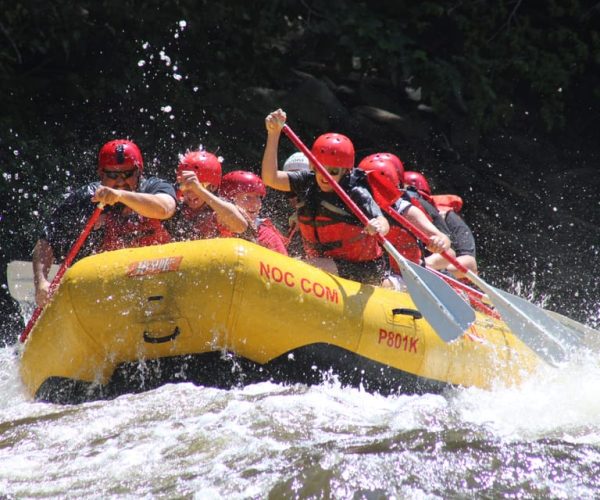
[166,150,247,241]
[32,139,176,307]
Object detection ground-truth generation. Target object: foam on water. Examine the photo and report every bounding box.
[5,292,599,497]
[452,349,600,443]
[2,312,600,497]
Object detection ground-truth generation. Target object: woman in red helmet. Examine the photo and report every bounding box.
[401,170,451,236]
[33,139,177,306]
[166,150,248,241]
[261,109,391,284]
[220,170,288,255]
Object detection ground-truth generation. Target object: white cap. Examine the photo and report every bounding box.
[283,152,310,172]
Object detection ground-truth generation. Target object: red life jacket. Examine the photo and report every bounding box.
[188,207,221,239]
[101,210,171,251]
[386,225,422,271]
[374,193,424,269]
[221,211,288,256]
[256,218,288,255]
[432,194,463,214]
[171,205,222,240]
[297,201,382,262]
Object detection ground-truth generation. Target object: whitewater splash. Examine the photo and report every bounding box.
[2,326,600,497]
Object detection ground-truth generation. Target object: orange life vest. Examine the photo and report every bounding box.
[386,225,423,270]
[297,201,382,262]
[432,194,463,214]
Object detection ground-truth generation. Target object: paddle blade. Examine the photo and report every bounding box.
[385,244,475,342]
[544,309,600,341]
[366,170,401,208]
[544,309,600,353]
[473,277,583,364]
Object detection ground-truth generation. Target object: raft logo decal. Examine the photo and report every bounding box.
[127,256,183,277]
[378,328,419,353]
[259,261,339,304]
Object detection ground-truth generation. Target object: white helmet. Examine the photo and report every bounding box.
[283,152,309,172]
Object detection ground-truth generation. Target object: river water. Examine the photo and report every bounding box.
[2,328,600,499]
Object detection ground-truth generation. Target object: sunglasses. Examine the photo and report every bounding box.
[102,169,138,180]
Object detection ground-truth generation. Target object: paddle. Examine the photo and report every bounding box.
[7,260,59,304]
[19,204,104,343]
[366,170,584,364]
[281,124,475,342]
[421,260,599,355]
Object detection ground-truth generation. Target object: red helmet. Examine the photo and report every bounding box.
[404,171,431,196]
[220,170,266,199]
[98,140,143,172]
[177,151,222,187]
[368,152,404,183]
[357,155,401,187]
[311,133,355,169]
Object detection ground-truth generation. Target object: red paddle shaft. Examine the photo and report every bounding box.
[20,205,104,343]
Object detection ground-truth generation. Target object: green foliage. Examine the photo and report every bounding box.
[264,0,598,131]
[1,0,597,136]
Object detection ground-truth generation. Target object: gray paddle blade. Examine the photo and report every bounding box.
[544,309,600,350]
[495,287,583,346]
[480,282,581,365]
[399,259,475,342]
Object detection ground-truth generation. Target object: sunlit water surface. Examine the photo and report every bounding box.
[2,331,600,499]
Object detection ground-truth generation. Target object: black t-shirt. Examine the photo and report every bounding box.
[41,176,176,261]
[287,169,383,222]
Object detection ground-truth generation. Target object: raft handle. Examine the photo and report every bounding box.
[392,308,423,320]
[143,326,181,344]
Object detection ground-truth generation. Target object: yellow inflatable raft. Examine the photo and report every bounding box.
[19,238,541,403]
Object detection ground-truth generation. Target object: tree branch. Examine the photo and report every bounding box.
[0,21,22,65]
[487,0,523,43]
